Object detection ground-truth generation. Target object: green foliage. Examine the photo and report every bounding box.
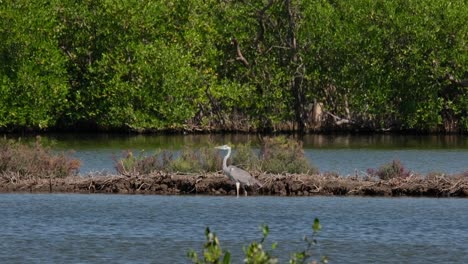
[115,145,222,175]
[367,159,411,180]
[2,1,466,132]
[0,136,80,179]
[188,227,231,264]
[115,150,173,176]
[189,219,326,264]
[170,146,222,173]
[290,218,327,264]
[259,137,318,174]
[299,0,468,131]
[116,137,316,175]
[243,225,278,264]
[232,143,261,172]
[55,0,205,130]
[0,1,69,130]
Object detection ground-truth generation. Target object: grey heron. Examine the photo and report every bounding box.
[215,144,262,197]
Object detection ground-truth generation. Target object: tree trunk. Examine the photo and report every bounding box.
[286,0,307,133]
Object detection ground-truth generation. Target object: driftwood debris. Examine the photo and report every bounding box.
[1,172,467,197]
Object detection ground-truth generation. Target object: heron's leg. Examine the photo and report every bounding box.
[243,186,248,196]
[235,182,240,198]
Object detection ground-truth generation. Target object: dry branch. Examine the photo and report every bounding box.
[1,171,467,197]
[231,38,250,67]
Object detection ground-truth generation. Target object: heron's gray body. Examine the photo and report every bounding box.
[224,165,262,187]
[215,145,262,197]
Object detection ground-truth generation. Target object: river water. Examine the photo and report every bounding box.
[37,133,468,175]
[1,134,468,263]
[0,194,467,263]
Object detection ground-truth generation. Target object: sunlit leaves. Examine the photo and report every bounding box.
[0,0,466,132]
[0,1,68,130]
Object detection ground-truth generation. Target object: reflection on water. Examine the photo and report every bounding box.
[3,133,468,174]
[9,133,468,150]
[0,194,467,263]
[302,134,468,149]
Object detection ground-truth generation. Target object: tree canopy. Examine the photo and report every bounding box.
[1,0,467,133]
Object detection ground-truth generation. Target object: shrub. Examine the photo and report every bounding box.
[188,218,326,264]
[115,150,173,176]
[115,146,222,175]
[231,142,260,172]
[259,136,318,174]
[187,227,231,264]
[0,136,80,179]
[367,160,411,180]
[170,146,222,173]
[115,137,317,175]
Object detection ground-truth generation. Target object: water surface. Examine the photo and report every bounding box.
[0,194,467,263]
[2,134,466,263]
[41,134,468,174]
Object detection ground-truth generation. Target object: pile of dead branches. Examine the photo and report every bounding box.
[1,171,467,197]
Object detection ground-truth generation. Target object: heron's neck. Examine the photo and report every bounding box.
[223,148,231,171]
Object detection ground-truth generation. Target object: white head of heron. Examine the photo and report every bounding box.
[215,145,231,150]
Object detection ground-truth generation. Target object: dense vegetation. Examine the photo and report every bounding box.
[1,0,467,133]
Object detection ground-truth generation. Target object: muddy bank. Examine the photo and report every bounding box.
[1,172,468,197]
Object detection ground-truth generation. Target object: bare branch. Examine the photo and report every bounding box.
[231,38,250,67]
[255,0,275,51]
[446,73,468,87]
[325,111,353,126]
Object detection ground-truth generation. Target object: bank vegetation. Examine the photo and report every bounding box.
[1,1,467,133]
[1,137,467,197]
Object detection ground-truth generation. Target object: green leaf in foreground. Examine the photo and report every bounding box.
[313,218,322,233]
[189,219,326,264]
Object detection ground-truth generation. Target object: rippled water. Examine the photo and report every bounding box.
[1,194,467,263]
[2,134,466,263]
